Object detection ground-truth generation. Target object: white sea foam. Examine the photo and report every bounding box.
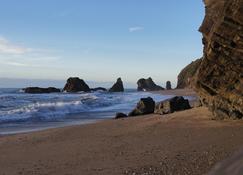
[0,89,173,124]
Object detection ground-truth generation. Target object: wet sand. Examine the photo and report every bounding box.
[0,89,243,175]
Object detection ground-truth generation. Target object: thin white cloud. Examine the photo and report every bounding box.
[5,61,29,67]
[129,26,144,32]
[0,36,32,55]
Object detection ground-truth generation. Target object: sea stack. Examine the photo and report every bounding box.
[166,81,172,90]
[195,0,243,119]
[63,77,90,92]
[109,78,124,92]
[137,77,164,91]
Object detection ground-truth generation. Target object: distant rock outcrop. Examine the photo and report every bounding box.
[177,58,202,89]
[63,77,90,92]
[109,78,124,92]
[137,77,164,91]
[154,96,191,115]
[195,0,243,119]
[166,81,172,90]
[91,87,107,92]
[128,97,155,116]
[23,87,61,94]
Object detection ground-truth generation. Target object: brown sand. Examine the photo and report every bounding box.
[0,90,243,175]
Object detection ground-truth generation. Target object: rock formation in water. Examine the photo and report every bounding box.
[195,0,243,119]
[91,87,107,92]
[166,81,172,90]
[63,77,90,92]
[24,87,61,94]
[154,96,191,115]
[128,97,155,116]
[177,58,202,89]
[137,77,164,91]
[109,78,124,92]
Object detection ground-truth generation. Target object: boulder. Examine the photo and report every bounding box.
[63,77,90,92]
[115,113,128,119]
[195,0,243,119]
[137,77,164,91]
[177,58,202,89]
[23,87,61,94]
[154,96,191,115]
[109,78,124,92]
[91,87,107,92]
[166,81,172,90]
[128,97,155,116]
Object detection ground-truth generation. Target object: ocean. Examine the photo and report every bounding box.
[0,88,176,135]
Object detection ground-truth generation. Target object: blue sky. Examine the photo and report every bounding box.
[0,0,204,88]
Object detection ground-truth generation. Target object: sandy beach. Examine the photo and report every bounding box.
[0,90,243,175]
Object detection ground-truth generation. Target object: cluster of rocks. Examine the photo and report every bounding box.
[115,96,191,119]
[23,77,124,94]
[23,77,173,94]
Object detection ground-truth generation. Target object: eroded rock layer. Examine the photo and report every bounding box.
[196,0,243,119]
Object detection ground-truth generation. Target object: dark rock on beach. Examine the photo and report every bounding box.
[154,96,191,115]
[166,81,172,90]
[109,78,124,92]
[177,58,202,89]
[129,97,155,116]
[23,87,61,94]
[63,77,90,92]
[195,0,243,119]
[91,87,107,92]
[115,113,128,119]
[137,77,164,91]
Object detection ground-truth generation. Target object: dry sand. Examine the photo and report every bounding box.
[0,90,243,175]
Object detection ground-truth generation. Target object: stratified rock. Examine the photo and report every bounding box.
[154,96,191,115]
[137,77,164,91]
[195,0,243,119]
[23,87,61,94]
[63,77,90,92]
[177,58,202,89]
[91,87,107,92]
[109,78,124,92]
[166,81,172,90]
[115,113,128,119]
[128,97,155,116]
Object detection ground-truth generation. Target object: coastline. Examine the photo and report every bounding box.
[0,89,243,174]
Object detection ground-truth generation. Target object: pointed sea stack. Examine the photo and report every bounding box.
[63,77,90,92]
[137,77,164,91]
[109,78,124,92]
[166,81,172,90]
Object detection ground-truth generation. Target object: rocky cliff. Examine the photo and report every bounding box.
[195,0,243,119]
[177,58,202,89]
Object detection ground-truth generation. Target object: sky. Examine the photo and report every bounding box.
[0,0,205,88]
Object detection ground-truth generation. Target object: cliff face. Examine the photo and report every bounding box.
[177,58,202,89]
[196,0,243,119]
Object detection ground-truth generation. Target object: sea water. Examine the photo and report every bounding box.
[0,88,176,135]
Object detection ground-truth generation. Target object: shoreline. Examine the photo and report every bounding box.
[0,89,243,174]
[0,89,196,136]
